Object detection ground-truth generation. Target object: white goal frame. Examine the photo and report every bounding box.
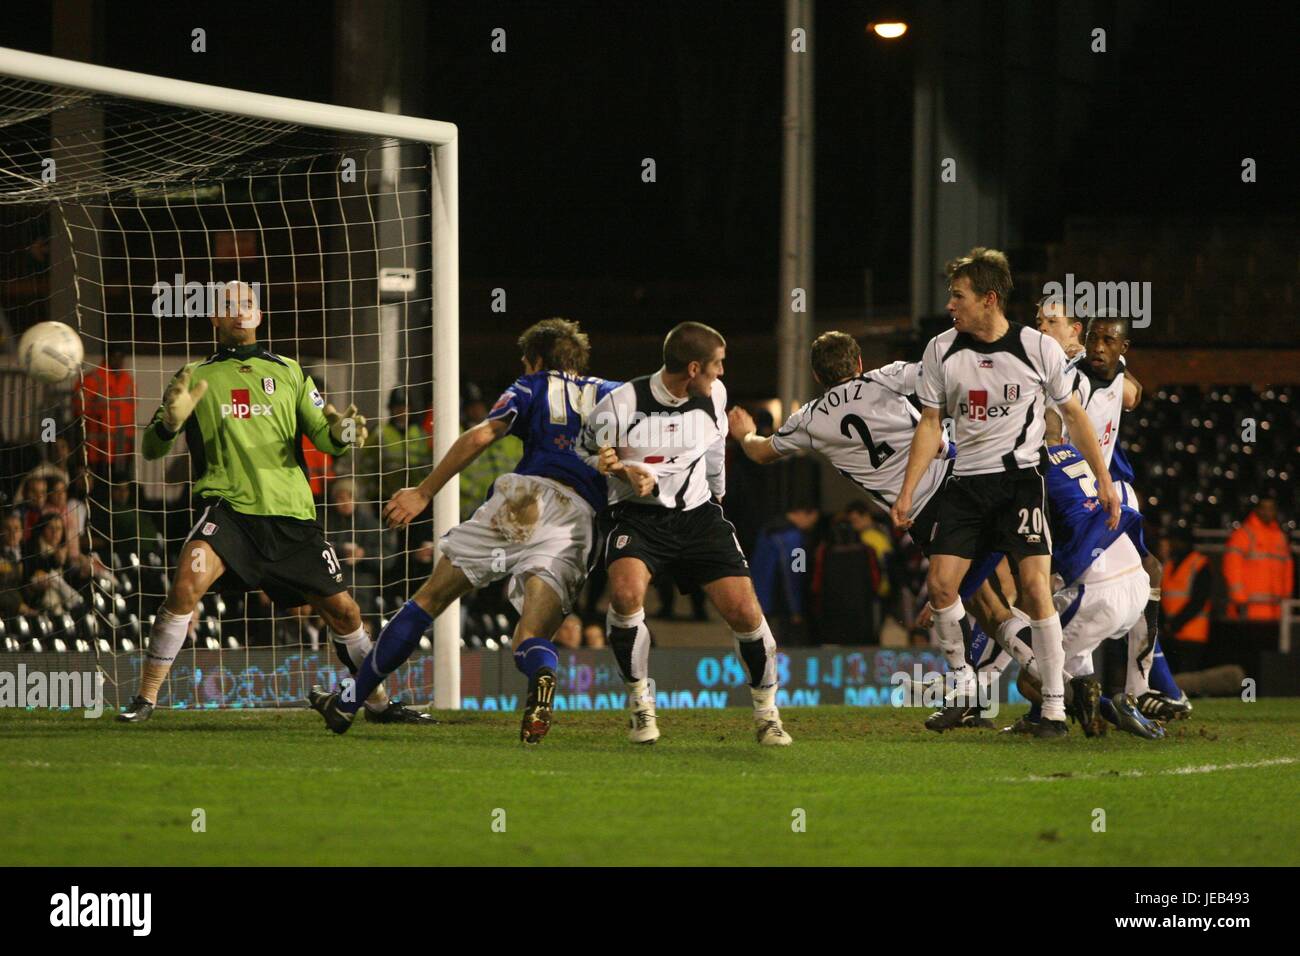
[0,46,463,708]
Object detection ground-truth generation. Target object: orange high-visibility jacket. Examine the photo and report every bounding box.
[1163,551,1211,642]
[73,366,136,465]
[1223,513,1294,621]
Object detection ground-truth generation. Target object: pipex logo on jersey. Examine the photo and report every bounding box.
[221,388,273,418]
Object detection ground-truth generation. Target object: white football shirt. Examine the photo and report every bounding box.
[1059,354,1126,470]
[579,369,726,511]
[917,322,1072,476]
[771,361,950,518]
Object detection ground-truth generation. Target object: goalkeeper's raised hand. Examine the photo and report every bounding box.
[161,368,209,431]
[323,403,369,448]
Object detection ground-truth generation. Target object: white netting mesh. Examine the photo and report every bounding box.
[0,68,449,708]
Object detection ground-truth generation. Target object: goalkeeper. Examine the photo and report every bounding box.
[118,281,431,725]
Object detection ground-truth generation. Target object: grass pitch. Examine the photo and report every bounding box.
[2,700,1297,866]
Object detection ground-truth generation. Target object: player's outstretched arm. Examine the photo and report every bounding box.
[384,418,510,527]
[1044,407,1065,445]
[1057,395,1120,529]
[728,407,785,465]
[891,406,945,530]
[1122,370,1143,411]
[142,366,206,460]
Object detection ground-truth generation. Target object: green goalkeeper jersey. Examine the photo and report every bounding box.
[142,343,350,521]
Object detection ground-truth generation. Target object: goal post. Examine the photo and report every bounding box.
[0,46,462,709]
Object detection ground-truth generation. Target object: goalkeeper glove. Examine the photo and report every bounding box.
[161,368,208,432]
[324,403,369,448]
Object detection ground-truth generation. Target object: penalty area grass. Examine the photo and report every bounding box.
[1,700,1296,866]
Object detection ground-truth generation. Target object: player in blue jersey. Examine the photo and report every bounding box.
[309,319,643,744]
[1072,316,1191,722]
[957,442,1166,738]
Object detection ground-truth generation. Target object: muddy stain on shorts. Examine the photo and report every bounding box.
[492,486,541,543]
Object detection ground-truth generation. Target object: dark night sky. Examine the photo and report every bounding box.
[4,0,1296,320]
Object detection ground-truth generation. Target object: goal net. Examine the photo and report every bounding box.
[0,47,462,711]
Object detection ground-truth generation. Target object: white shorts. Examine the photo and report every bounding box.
[438,473,595,615]
[1055,566,1150,678]
[1117,481,1140,513]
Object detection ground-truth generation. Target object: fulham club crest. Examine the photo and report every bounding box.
[263,377,276,396]
[615,535,629,549]
[1004,384,1020,401]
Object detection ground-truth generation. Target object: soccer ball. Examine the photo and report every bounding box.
[18,321,84,384]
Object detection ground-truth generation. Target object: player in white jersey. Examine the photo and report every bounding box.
[578,322,792,747]
[1045,313,1191,719]
[893,248,1120,738]
[729,332,950,522]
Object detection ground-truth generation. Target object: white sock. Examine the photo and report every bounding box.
[139,607,193,702]
[996,614,1039,679]
[733,618,777,690]
[750,682,779,718]
[333,624,389,711]
[1031,614,1066,720]
[607,607,652,683]
[146,607,192,665]
[931,600,975,689]
[625,677,655,708]
[1126,612,1152,697]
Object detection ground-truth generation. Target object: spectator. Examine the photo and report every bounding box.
[73,347,136,478]
[844,499,895,604]
[24,513,85,614]
[553,614,583,649]
[751,505,819,645]
[1160,529,1213,673]
[320,479,385,612]
[300,372,337,499]
[907,625,931,648]
[301,435,337,501]
[811,512,881,644]
[44,478,87,560]
[365,388,433,504]
[13,475,48,540]
[726,406,777,553]
[458,391,523,522]
[0,513,36,618]
[105,481,161,559]
[1223,495,1293,623]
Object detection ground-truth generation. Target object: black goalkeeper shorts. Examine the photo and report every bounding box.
[185,497,346,609]
[600,499,750,592]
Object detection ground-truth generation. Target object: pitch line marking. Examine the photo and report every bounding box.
[1003,756,1297,784]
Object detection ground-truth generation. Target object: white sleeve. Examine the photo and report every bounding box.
[706,431,726,498]
[706,385,727,497]
[578,388,619,470]
[873,360,921,397]
[1040,334,1073,404]
[916,337,945,409]
[770,400,814,456]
